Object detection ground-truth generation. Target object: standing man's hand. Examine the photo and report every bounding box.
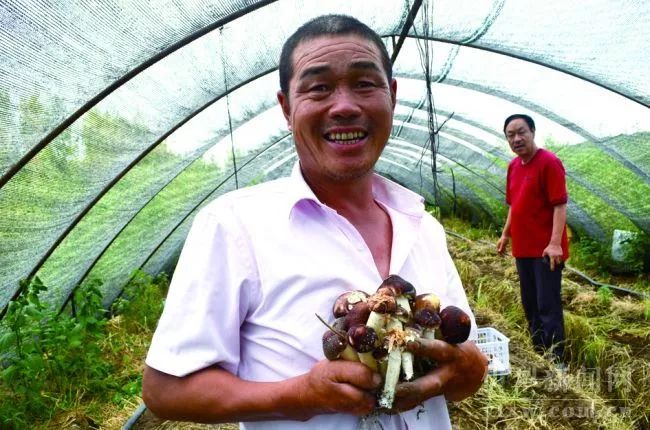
[496,235,510,255]
[542,244,563,271]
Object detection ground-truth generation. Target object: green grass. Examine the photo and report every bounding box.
[1,216,648,429]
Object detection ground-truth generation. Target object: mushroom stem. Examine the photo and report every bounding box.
[357,352,379,372]
[379,348,402,409]
[379,318,404,408]
[401,325,421,381]
[366,311,387,339]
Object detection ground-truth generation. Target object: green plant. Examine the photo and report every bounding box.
[110,270,168,331]
[569,236,612,276]
[596,286,614,309]
[0,277,111,428]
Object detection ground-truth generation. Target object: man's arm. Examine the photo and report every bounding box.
[542,203,567,270]
[391,339,488,411]
[496,206,512,255]
[142,360,382,424]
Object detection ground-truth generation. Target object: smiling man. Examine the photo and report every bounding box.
[142,15,487,429]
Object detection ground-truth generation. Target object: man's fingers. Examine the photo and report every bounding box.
[392,369,450,411]
[329,360,383,390]
[406,338,456,362]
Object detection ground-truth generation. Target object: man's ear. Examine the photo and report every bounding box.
[277,90,292,130]
[390,78,397,109]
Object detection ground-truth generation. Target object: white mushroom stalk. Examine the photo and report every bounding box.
[401,324,422,381]
[379,318,405,409]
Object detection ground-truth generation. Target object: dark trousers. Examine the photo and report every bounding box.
[515,257,565,361]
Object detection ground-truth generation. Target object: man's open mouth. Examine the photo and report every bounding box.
[325,131,367,145]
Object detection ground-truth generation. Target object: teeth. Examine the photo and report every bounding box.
[327,131,365,142]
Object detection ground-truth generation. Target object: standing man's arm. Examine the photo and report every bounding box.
[542,203,566,271]
[143,360,382,424]
[496,206,512,255]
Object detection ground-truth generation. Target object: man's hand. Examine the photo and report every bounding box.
[143,360,382,423]
[496,235,509,255]
[294,359,382,418]
[390,339,488,411]
[542,243,563,271]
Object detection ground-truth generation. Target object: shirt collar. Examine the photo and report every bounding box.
[286,161,425,219]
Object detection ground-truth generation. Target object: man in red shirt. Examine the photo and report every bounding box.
[496,114,568,363]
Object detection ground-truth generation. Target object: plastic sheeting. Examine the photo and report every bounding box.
[0,0,648,312]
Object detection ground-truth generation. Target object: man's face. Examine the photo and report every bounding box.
[505,118,536,160]
[277,34,396,185]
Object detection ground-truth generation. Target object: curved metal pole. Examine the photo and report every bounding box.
[0,69,276,318]
[0,0,279,191]
[109,136,292,305]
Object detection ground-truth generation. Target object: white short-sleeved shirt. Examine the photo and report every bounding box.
[146,163,477,430]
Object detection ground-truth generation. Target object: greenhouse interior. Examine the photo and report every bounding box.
[0,0,648,429]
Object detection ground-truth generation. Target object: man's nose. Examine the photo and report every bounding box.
[328,88,361,118]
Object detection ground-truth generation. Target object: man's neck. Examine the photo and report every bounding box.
[520,146,540,165]
[302,169,377,215]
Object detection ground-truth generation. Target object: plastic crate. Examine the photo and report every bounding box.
[474,327,511,376]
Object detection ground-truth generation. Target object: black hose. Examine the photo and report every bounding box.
[122,403,147,430]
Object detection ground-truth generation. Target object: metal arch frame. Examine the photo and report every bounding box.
[393,112,510,160]
[398,34,648,109]
[1,1,647,314]
[5,0,643,195]
[0,0,280,191]
[0,67,277,317]
[377,148,496,220]
[56,123,289,313]
[108,135,294,306]
[395,70,649,183]
[393,108,649,234]
[379,142,607,242]
[386,131,505,195]
[0,1,424,315]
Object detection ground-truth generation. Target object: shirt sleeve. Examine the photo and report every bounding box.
[545,155,568,206]
[145,199,260,377]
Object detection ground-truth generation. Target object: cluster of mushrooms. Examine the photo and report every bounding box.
[319,275,471,409]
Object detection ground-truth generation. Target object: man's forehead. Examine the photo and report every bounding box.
[507,120,529,131]
[291,34,382,67]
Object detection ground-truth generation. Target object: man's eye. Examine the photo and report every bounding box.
[357,81,375,88]
[309,84,329,92]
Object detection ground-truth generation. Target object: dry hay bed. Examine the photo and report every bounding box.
[446,233,650,430]
[127,231,649,430]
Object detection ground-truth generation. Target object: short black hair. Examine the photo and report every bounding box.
[278,14,392,97]
[503,114,535,134]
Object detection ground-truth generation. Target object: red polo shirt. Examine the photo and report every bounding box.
[506,148,569,260]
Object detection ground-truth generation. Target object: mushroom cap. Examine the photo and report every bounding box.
[344,301,371,328]
[379,275,416,299]
[372,344,389,360]
[347,324,378,353]
[332,316,348,333]
[413,308,441,328]
[414,292,441,313]
[333,290,369,318]
[439,305,471,344]
[322,330,347,360]
[367,290,397,314]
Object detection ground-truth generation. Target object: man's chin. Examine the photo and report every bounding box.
[327,165,374,182]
